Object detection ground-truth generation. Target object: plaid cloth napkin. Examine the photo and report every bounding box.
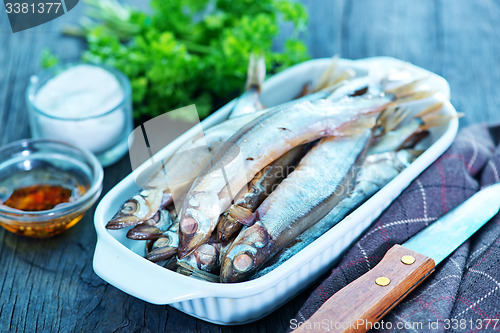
[292,124,500,332]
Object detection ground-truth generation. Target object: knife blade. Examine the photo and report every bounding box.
[292,183,500,333]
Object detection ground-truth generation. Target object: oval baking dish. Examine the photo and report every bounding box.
[93,57,458,325]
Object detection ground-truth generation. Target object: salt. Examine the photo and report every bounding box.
[32,64,127,154]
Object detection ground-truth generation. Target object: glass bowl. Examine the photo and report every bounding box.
[0,139,103,238]
[26,63,133,167]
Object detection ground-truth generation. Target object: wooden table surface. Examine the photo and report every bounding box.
[1,1,499,332]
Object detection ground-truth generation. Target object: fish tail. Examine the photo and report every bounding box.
[246,52,266,92]
[314,55,339,92]
[384,76,429,98]
[415,102,464,131]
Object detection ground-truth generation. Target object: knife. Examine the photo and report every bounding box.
[292,183,500,333]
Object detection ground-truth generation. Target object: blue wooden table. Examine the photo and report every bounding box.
[1,1,499,331]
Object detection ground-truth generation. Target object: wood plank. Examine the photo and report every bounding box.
[1,1,500,332]
[440,0,500,125]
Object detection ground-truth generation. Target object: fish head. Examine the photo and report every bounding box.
[216,205,254,242]
[106,190,163,229]
[146,233,179,262]
[220,223,272,283]
[178,191,221,258]
[187,243,222,273]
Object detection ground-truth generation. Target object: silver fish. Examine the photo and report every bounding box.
[176,237,226,275]
[146,221,180,262]
[216,144,311,242]
[220,130,374,282]
[253,150,415,278]
[126,208,173,240]
[177,93,396,258]
[229,53,266,118]
[106,189,166,229]
[108,112,267,230]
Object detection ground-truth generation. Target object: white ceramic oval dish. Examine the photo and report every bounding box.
[93,57,458,325]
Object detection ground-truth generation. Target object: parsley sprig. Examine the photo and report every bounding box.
[51,0,309,121]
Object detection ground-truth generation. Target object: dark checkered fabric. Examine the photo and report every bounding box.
[292,124,500,332]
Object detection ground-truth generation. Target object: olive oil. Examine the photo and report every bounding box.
[3,185,72,211]
[0,168,90,238]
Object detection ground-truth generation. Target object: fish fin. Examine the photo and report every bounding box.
[377,105,404,133]
[414,102,463,131]
[414,102,444,119]
[294,82,312,99]
[391,89,438,105]
[419,113,464,131]
[375,105,394,130]
[314,55,339,92]
[176,262,220,282]
[328,68,356,88]
[390,108,412,132]
[384,76,429,98]
[405,148,426,157]
[245,52,266,91]
[376,105,413,134]
[339,116,378,136]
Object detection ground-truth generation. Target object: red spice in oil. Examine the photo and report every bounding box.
[3,185,72,211]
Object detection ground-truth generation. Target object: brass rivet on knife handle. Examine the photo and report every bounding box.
[401,255,416,265]
[375,277,390,286]
[291,245,435,333]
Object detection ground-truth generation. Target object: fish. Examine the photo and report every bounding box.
[177,77,431,258]
[216,144,311,242]
[250,102,457,279]
[228,53,266,118]
[126,208,173,240]
[135,145,309,256]
[112,65,367,230]
[106,111,266,230]
[105,189,167,229]
[220,129,374,282]
[252,149,416,279]
[222,99,451,281]
[118,73,363,243]
[136,145,309,257]
[176,236,226,275]
[369,102,462,154]
[140,110,268,206]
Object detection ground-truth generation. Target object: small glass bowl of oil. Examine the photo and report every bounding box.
[0,139,103,238]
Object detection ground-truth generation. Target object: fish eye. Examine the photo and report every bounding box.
[122,200,138,215]
[164,235,173,245]
[153,236,171,248]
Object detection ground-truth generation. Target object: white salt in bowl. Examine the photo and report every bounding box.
[26,63,133,167]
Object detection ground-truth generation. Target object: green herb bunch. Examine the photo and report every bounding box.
[56,0,309,121]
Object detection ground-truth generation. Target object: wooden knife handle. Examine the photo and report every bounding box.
[292,245,435,333]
